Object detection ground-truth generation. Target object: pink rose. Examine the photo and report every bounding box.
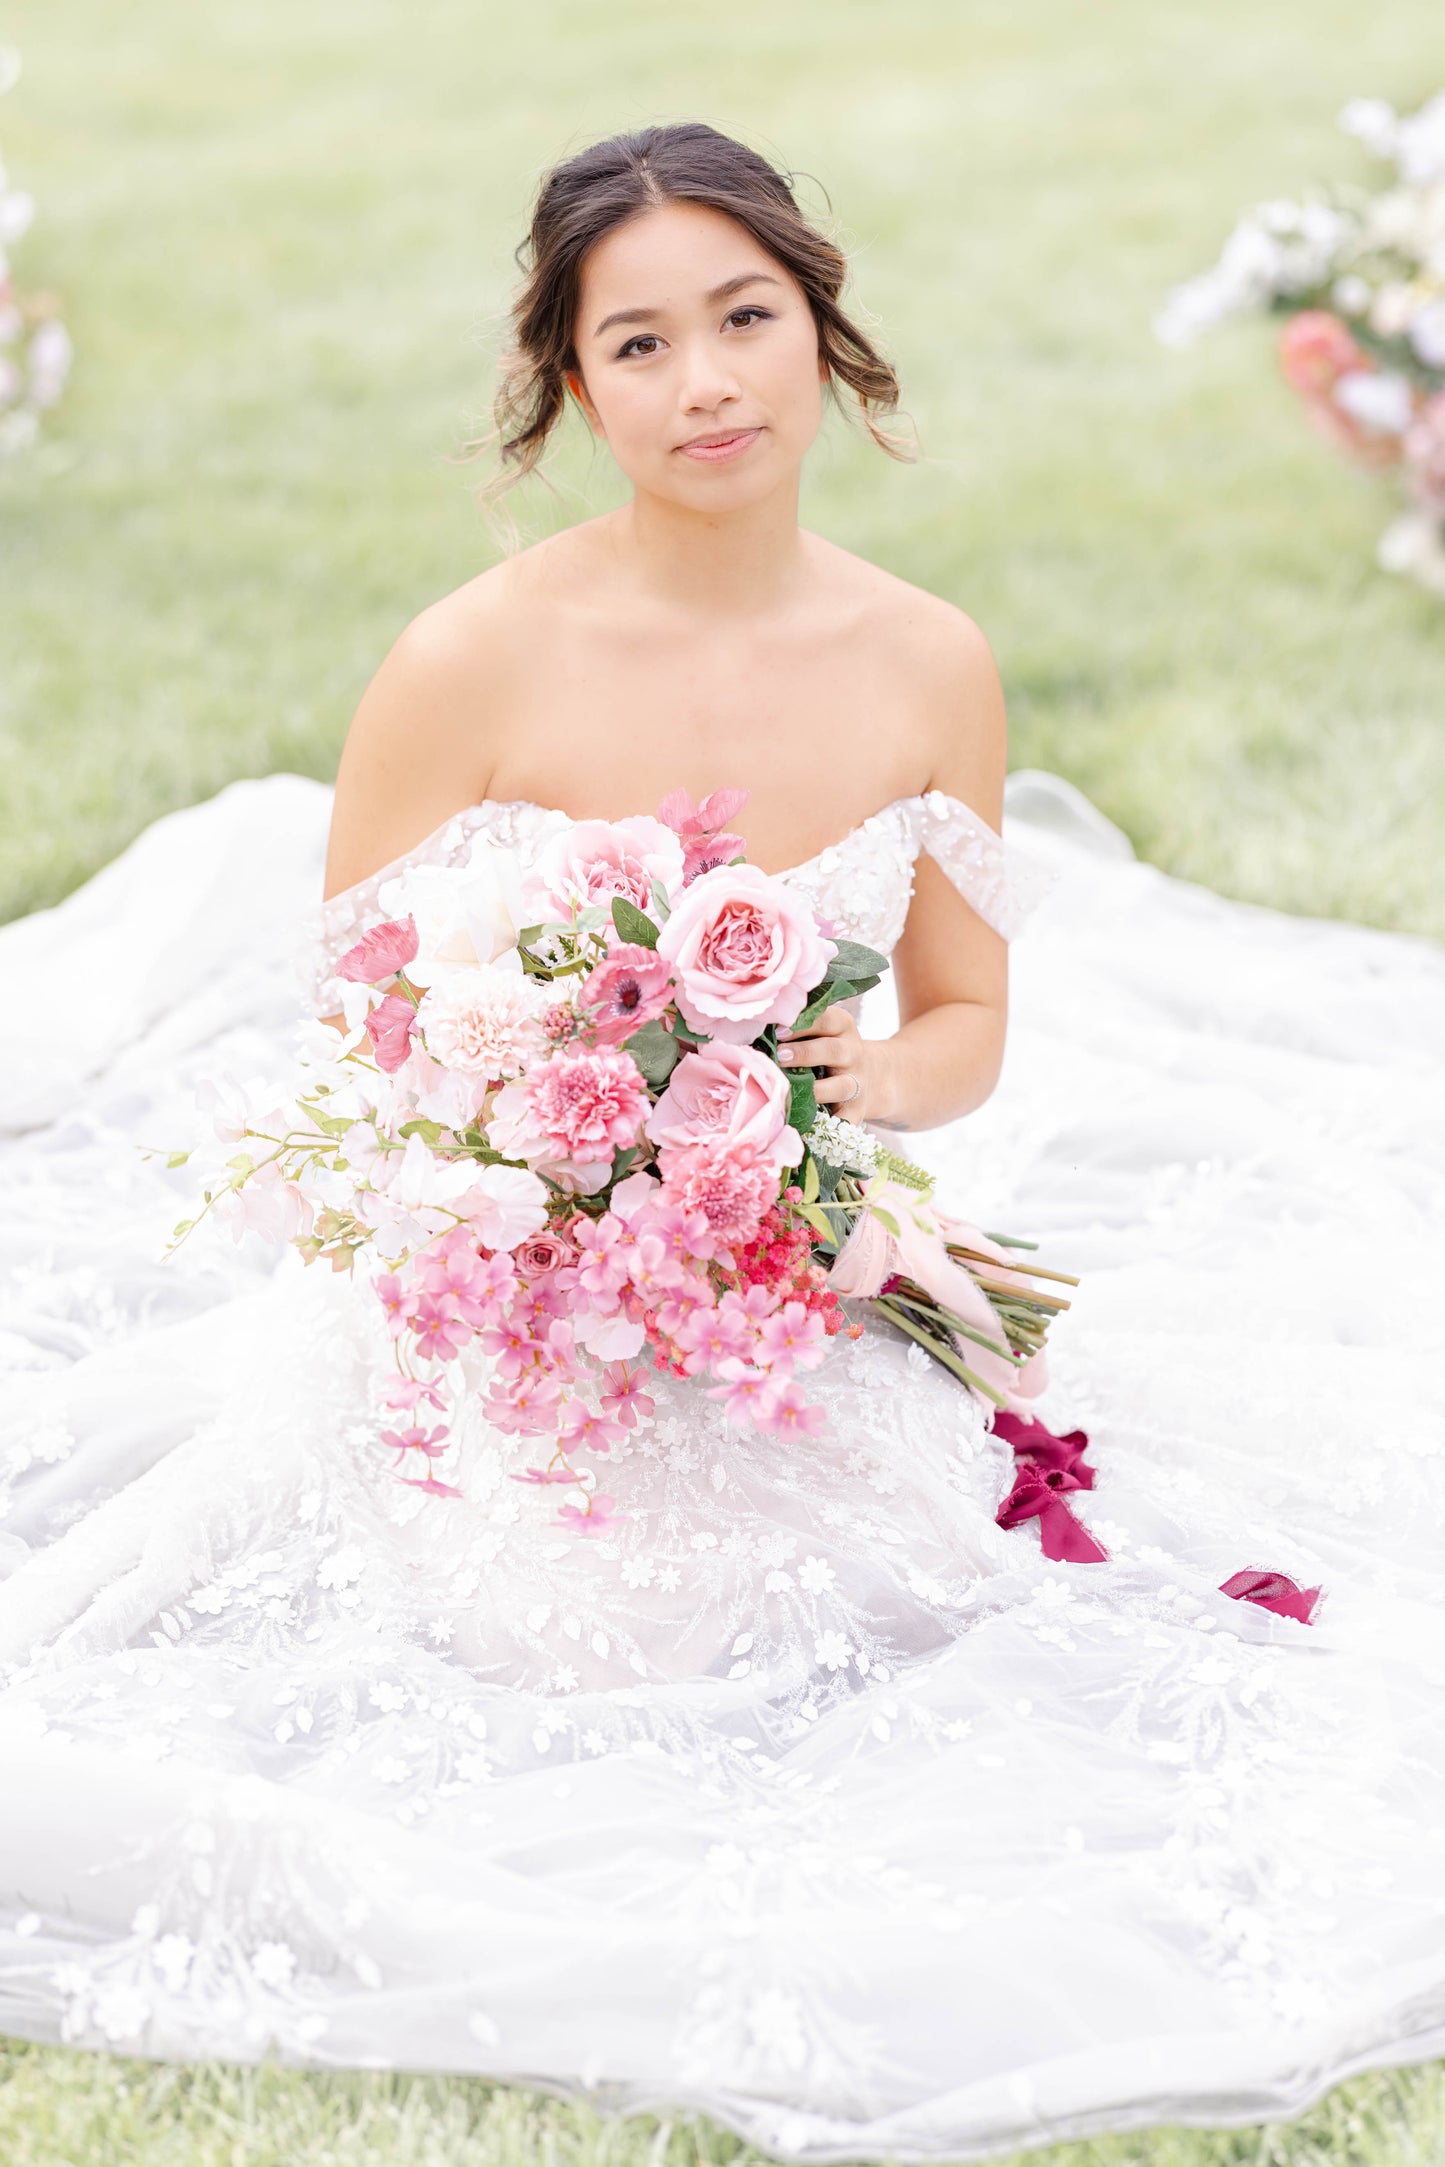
[654,863,835,1043]
[513,1229,577,1278]
[647,1041,801,1170]
[526,817,684,922]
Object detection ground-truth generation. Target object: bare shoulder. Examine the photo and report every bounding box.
[322,535,567,901]
[809,538,1007,821]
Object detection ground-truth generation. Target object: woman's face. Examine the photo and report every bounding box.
[568,200,826,507]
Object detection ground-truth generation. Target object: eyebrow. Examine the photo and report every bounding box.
[591,271,784,340]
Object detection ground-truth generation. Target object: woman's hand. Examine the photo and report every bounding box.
[777,1005,893,1126]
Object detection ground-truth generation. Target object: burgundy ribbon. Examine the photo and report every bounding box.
[992,1411,1108,1565]
[1219,1569,1321,1625]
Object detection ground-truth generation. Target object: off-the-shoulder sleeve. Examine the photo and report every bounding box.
[293,806,485,1017]
[912,789,1057,940]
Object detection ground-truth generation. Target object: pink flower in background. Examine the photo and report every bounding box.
[656,785,750,884]
[1404,390,1445,508]
[558,1405,625,1457]
[526,817,684,921]
[382,1376,446,1415]
[381,1422,450,1465]
[365,992,421,1073]
[375,1271,410,1337]
[752,1377,827,1439]
[518,1046,649,1161]
[580,944,675,1045]
[410,1292,470,1363]
[1278,310,1411,469]
[656,862,835,1041]
[647,1041,800,1169]
[658,1136,779,1246]
[1278,309,1365,397]
[336,915,419,985]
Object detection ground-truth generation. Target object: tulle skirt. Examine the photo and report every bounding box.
[1,771,1442,2162]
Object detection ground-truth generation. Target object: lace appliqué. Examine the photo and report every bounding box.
[912,789,1056,940]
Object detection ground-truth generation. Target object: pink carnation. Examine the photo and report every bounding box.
[523,1046,650,1161]
[580,944,675,1045]
[655,862,835,1043]
[658,1136,780,1246]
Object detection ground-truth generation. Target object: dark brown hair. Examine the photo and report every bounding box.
[479,121,913,497]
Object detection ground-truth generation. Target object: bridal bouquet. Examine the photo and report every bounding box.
[170,790,1070,1527]
[1155,88,1445,598]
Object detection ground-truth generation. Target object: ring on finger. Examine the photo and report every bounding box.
[836,1073,861,1107]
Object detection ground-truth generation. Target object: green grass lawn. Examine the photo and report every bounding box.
[2,0,1443,2159]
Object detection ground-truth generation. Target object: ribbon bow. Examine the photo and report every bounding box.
[992,1410,1108,1563]
[1219,1569,1321,1624]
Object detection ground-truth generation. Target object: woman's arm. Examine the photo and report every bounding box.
[778,609,1009,1132]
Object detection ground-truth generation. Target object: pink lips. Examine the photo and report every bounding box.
[677,428,761,464]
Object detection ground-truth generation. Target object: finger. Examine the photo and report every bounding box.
[777,1033,855,1069]
[781,1006,846,1041]
[812,1072,861,1107]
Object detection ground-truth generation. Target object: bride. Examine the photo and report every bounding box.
[3,120,1444,2164]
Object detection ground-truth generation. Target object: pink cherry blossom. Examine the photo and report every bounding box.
[336,915,419,985]
[409,1292,471,1363]
[672,1301,757,1375]
[381,1422,450,1465]
[375,1272,410,1337]
[580,944,676,1045]
[752,1377,828,1438]
[655,862,835,1041]
[647,1040,800,1171]
[599,1362,655,1428]
[556,1492,623,1536]
[382,1376,447,1414]
[572,1214,631,1308]
[365,991,422,1073]
[756,1299,828,1375]
[707,1358,778,1425]
[558,1405,625,1457]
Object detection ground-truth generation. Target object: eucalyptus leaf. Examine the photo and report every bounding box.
[624,1016,680,1086]
[611,897,660,950]
[826,937,888,981]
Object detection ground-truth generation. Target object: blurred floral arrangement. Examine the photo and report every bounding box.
[0,48,72,457]
[1156,90,1445,600]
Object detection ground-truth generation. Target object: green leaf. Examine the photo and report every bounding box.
[847,973,882,997]
[610,897,659,949]
[610,1145,639,1183]
[670,1015,707,1045]
[624,1016,680,1086]
[787,1065,818,1137]
[166,1149,192,1169]
[516,924,544,947]
[398,1117,445,1146]
[792,979,855,1032]
[869,1204,902,1238]
[799,1203,840,1246]
[826,938,888,982]
[650,881,672,924]
[801,1151,820,1205]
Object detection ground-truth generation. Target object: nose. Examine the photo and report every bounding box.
[676,331,742,417]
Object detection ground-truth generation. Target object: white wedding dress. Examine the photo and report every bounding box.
[1,766,1443,2164]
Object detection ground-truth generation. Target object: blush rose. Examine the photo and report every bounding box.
[654,863,835,1043]
[646,1042,801,1171]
